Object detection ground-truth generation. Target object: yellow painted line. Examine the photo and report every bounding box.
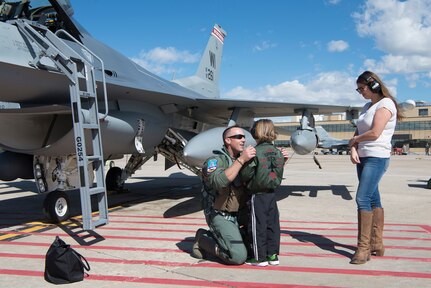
[0,224,46,241]
[27,221,51,226]
[0,233,19,241]
[1,206,122,241]
[18,225,45,233]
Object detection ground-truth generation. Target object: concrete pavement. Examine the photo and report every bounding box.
[0,152,430,287]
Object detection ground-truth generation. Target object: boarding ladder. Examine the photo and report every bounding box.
[14,19,109,230]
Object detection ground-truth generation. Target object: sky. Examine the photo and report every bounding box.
[70,0,431,108]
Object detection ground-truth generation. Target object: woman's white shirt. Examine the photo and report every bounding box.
[356,98,397,158]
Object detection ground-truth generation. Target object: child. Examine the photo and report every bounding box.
[241,119,287,266]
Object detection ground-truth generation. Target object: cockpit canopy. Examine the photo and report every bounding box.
[0,0,81,40]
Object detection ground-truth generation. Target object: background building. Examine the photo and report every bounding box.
[275,102,431,154]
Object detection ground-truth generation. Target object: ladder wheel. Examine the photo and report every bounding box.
[43,191,70,223]
[106,166,123,191]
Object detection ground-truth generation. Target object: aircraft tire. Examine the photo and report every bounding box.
[106,166,123,191]
[43,191,70,223]
[427,178,431,189]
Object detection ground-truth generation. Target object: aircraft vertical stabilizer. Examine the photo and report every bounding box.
[172,24,226,98]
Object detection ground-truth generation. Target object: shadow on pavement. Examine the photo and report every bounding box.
[285,230,355,258]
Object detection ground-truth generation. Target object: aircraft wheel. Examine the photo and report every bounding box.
[427,178,431,189]
[43,191,70,223]
[106,166,123,191]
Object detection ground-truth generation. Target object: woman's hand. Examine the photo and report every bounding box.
[350,147,360,164]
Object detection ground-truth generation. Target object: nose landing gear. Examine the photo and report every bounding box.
[43,191,70,223]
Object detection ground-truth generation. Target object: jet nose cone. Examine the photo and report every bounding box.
[290,130,317,155]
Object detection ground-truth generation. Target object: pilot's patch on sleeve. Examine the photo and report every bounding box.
[206,159,218,173]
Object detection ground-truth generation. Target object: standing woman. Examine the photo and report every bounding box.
[349,71,403,264]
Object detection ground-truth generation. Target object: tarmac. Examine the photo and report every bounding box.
[0,151,430,287]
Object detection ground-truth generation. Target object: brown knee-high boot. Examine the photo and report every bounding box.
[350,210,373,264]
[370,208,385,256]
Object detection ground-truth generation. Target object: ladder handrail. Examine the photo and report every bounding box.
[55,29,109,120]
[14,19,109,230]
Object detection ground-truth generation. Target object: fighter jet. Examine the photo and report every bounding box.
[0,0,359,229]
[315,126,350,155]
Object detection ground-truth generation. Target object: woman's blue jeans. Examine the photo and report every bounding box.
[355,157,390,211]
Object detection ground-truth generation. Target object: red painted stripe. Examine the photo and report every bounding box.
[2,249,431,269]
[107,214,430,228]
[0,269,40,277]
[283,242,431,251]
[211,27,224,44]
[0,211,428,231]
[0,221,426,235]
[0,212,427,233]
[98,225,431,234]
[104,220,429,234]
[1,255,431,280]
[283,252,431,263]
[2,231,431,251]
[419,225,431,234]
[0,241,180,252]
[97,226,430,238]
[283,233,431,241]
[0,268,338,288]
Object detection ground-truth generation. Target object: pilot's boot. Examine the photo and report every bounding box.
[350,210,373,265]
[191,228,207,259]
[197,234,220,259]
[370,208,385,256]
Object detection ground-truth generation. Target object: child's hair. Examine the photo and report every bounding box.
[251,119,277,143]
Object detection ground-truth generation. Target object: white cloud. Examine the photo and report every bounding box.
[130,47,200,75]
[253,40,277,52]
[325,0,342,5]
[364,54,431,74]
[224,71,366,106]
[354,0,431,75]
[405,73,420,88]
[327,40,349,52]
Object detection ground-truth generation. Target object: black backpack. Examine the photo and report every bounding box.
[44,236,90,284]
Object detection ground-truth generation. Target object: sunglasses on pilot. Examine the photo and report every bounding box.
[227,134,245,140]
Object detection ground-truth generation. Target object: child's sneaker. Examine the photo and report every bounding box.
[267,254,279,265]
[245,258,268,267]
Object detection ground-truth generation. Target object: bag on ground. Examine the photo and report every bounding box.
[44,236,90,284]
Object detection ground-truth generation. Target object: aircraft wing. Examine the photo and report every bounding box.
[192,98,358,124]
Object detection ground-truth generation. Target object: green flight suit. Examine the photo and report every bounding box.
[200,147,248,265]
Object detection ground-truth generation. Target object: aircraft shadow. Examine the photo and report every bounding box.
[0,173,202,233]
[276,184,353,201]
[176,230,356,263]
[408,183,430,189]
[0,180,38,194]
[0,175,353,238]
[159,183,353,218]
[284,230,355,258]
[408,179,431,189]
